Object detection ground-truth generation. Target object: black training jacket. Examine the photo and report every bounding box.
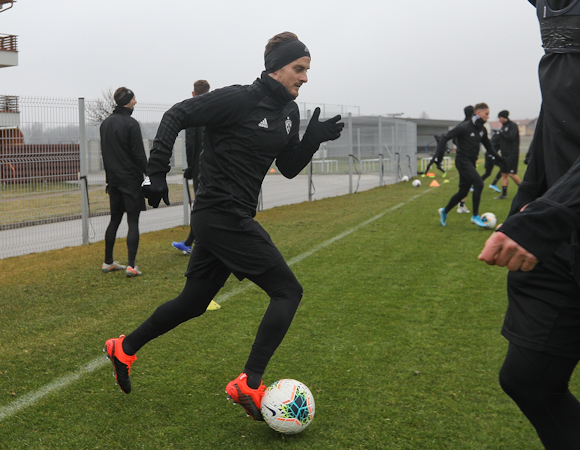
[147,72,320,216]
[498,119,519,158]
[435,118,498,163]
[100,106,147,186]
[498,0,580,265]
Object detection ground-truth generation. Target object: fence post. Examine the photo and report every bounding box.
[348,113,353,194]
[394,120,400,182]
[378,116,384,186]
[78,98,89,245]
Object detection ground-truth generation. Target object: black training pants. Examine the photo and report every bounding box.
[444,158,483,216]
[500,343,580,449]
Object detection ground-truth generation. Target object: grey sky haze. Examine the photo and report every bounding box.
[1,0,543,121]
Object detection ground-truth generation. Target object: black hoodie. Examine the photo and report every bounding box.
[99,106,147,186]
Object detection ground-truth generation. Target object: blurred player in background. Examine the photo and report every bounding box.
[437,103,502,227]
[494,110,521,200]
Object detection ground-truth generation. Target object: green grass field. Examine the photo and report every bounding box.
[0,164,565,449]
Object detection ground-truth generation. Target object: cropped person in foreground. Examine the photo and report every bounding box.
[479,1,580,448]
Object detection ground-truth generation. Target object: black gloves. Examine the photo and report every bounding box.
[183,167,194,180]
[303,107,344,146]
[142,173,170,208]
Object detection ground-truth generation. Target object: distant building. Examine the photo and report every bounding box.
[0,1,18,69]
[403,118,461,154]
[1,0,19,129]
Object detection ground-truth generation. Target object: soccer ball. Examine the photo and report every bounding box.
[481,212,497,229]
[401,175,409,182]
[261,379,315,435]
[412,179,421,187]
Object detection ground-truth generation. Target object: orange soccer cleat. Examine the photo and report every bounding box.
[225,373,266,421]
[103,335,137,394]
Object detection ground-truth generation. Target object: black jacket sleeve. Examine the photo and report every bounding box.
[275,133,318,179]
[274,106,320,178]
[434,129,458,161]
[146,87,250,176]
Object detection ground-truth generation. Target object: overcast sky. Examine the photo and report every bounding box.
[1,0,543,121]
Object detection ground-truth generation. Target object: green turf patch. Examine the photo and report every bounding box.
[0,164,556,449]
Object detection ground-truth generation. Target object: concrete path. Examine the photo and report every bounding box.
[0,173,393,260]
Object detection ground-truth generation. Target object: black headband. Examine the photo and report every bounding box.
[116,89,134,106]
[265,39,310,73]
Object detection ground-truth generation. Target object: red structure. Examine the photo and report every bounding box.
[0,128,80,184]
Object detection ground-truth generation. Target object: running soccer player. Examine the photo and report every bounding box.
[104,32,344,421]
[437,103,502,227]
[479,1,580,448]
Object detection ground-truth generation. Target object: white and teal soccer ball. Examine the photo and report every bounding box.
[412,179,421,187]
[481,212,497,229]
[261,379,315,435]
[401,175,409,182]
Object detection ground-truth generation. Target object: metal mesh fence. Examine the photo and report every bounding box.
[0,96,416,260]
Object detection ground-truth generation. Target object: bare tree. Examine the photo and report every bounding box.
[86,88,115,124]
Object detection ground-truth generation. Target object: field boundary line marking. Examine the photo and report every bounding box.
[0,356,107,421]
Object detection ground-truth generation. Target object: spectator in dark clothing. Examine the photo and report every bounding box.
[100,87,147,278]
[494,110,521,200]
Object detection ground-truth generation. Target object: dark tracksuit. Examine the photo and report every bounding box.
[99,106,147,266]
[437,118,499,216]
[497,1,580,448]
[498,119,520,174]
[124,72,328,379]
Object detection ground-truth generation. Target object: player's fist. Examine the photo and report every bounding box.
[142,174,170,208]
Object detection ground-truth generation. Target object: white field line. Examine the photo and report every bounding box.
[0,187,437,422]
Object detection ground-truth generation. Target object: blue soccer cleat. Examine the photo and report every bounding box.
[172,241,191,255]
[471,215,487,228]
[438,208,447,227]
